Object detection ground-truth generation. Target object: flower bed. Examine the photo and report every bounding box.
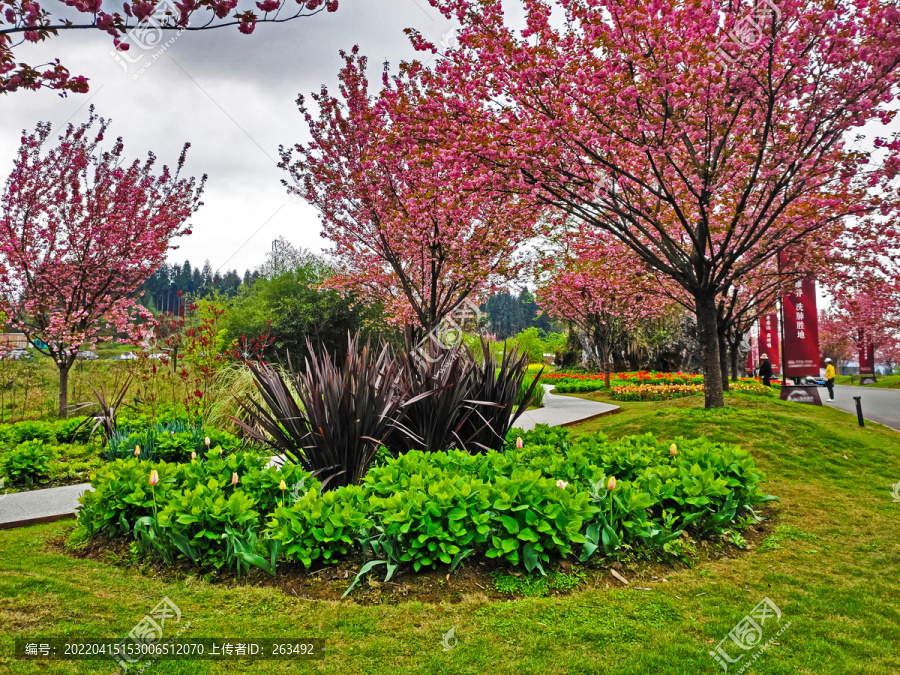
[729,382,777,397]
[611,384,704,401]
[611,381,776,402]
[71,426,777,587]
[544,371,704,393]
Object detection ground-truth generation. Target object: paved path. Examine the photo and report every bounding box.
[514,385,620,431]
[0,386,617,530]
[826,385,900,431]
[0,482,92,530]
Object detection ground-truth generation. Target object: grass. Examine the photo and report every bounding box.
[2,393,900,673]
[834,374,900,389]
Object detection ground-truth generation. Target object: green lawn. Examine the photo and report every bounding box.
[2,394,899,674]
[834,374,900,389]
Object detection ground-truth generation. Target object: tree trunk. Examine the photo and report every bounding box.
[718,331,730,392]
[57,360,73,419]
[730,341,740,382]
[696,294,725,408]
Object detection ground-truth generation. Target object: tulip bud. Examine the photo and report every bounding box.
[205,436,211,447]
[149,470,159,486]
[607,476,617,491]
[515,437,524,449]
[134,446,141,457]
[191,451,197,460]
[670,443,678,456]
[279,479,287,491]
[231,472,239,485]
[556,479,568,489]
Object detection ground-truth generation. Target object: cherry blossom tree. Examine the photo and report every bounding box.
[280,48,540,333]
[537,229,670,386]
[399,0,900,407]
[0,0,338,94]
[0,111,204,416]
[817,310,855,372]
[823,275,900,374]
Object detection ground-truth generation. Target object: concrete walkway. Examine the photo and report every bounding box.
[514,385,620,431]
[0,386,618,530]
[0,482,93,530]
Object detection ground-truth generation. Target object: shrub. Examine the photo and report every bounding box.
[77,423,776,579]
[485,469,597,573]
[77,458,184,536]
[457,340,543,453]
[385,336,479,455]
[0,439,54,486]
[553,380,606,393]
[103,422,242,463]
[267,485,371,568]
[76,451,304,539]
[55,416,92,443]
[157,483,261,563]
[368,473,493,571]
[239,336,407,490]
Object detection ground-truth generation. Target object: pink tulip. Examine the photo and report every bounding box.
[231,472,239,486]
[134,446,141,457]
[607,476,617,491]
[149,470,159,486]
[516,437,524,449]
[205,436,211,447]
[670,444,678,456]
[191,451,197,460]
[556,479,568,489]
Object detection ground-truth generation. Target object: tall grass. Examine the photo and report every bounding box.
[204,362,301,436]
[518,376,545,408]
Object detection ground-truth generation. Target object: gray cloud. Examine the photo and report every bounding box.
[0,0,455,274]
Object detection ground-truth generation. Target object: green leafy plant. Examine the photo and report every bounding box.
[267,484,371,568]
[0,439,54,486]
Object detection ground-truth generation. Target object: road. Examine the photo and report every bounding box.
[826,385,900,430]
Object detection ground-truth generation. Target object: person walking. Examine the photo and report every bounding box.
[759,353,773,387]
[824,357,836,401]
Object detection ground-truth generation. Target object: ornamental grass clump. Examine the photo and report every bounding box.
[236,335,407,490]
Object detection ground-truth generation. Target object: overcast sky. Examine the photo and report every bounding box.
[0,0,458,275]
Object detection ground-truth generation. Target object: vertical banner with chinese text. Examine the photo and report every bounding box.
[782,278,820,377]
[759,313,780,374]
[857,328,875,374]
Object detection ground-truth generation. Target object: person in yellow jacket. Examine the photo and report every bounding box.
[824,358,836,401]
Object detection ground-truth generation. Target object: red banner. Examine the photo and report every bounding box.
[858,328,875,374]
[782,278,820,378]
[759,313,780,374]
[746,333,756,374]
